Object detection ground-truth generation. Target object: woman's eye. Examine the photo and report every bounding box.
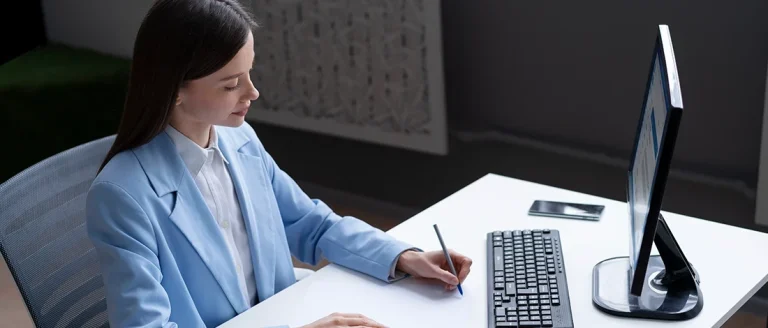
[224,81,240,91]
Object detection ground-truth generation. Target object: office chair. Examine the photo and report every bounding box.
[0,135,115,328]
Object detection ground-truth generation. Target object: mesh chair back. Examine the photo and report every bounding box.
[0,135,115,328]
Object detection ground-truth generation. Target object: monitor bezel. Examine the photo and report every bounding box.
[626,25,684,296]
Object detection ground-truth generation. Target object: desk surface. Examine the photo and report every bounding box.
[220,174,768,328]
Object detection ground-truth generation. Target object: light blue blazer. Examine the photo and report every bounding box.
[86,122,415,328]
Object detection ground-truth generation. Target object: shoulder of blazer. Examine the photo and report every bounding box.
[92,149,152,198]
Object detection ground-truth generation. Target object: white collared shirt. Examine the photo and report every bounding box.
[165,125,257,306]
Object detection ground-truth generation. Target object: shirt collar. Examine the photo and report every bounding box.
[164,125,229,176]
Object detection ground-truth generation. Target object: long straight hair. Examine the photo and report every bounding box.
[99,0,258,172]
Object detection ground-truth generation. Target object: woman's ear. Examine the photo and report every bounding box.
[175,94,182,106]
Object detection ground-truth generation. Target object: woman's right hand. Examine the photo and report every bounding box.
[298,312,388,328]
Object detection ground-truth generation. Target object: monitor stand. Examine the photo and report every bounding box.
[591,214,703,320]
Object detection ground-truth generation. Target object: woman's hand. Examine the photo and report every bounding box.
[396,250,472,291]
[298,312,388,328]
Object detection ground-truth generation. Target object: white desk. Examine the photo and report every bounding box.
[220,173,768,328]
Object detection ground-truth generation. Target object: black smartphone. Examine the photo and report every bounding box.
[528,200,605,221]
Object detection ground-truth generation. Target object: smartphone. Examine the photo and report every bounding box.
[528,200,605,221]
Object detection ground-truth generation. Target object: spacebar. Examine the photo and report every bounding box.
[494,247,503,271]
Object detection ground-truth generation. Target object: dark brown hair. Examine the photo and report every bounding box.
[99,0,258,172]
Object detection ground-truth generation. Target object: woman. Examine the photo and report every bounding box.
[86,1,472,327]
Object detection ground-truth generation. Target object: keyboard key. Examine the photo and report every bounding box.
[519,311,529,317]
[529,305,540,310]
[543,320,554,327]
[496,307,506,317]
[542,310,551,315]
[506,283,516,295]
[495,271,504,277]
[495,301,502,306]
[519,316,530,321]
[530,310,540,316]
[495,283,505,289]
[539,285,549,294]
[531,316,541,321]
[520,321,541,327]
[541,305,551,310]
[518,288,537,295]
[494,247,504,270]
[552,289,558,293]
[503,231,513,238]
[495,277,505,283]
[553,299,560,306]
[496,322,515,327]
[496,316,506,322]
[542,315,552,320]
[518,306,528,311]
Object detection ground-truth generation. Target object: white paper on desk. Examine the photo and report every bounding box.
[231,265,485,328]
[298,267,479,327]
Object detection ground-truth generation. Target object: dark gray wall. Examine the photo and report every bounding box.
[443,0,768,184]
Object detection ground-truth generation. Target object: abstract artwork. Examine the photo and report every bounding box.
[245,0,447,154]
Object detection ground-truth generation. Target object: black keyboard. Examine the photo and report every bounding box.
[486,229,574,328]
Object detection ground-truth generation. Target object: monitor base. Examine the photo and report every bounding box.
[592,255,703,320]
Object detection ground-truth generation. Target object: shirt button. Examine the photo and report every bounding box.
[220,220,230,229]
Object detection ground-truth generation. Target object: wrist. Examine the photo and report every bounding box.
[396,249,419,273]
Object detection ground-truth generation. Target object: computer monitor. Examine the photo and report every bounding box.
[591,25,703,321]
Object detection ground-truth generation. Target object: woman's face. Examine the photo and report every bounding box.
[174,31,259,128]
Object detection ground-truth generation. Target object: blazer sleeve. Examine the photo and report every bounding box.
[86,181,177,328]
[242,124,416,282]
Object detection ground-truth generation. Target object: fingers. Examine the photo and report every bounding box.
[329,313,387,328]
[449,250,473,283]
[433,266,460,286]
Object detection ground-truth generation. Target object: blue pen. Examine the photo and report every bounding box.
[433,224,463,295]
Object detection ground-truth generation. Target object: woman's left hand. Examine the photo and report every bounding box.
[395,249,472,291]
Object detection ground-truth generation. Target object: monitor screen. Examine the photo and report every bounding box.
[628,48,671,274]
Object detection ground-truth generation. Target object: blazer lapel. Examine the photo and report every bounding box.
[133,132,249,313]
[217,129,278,302]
